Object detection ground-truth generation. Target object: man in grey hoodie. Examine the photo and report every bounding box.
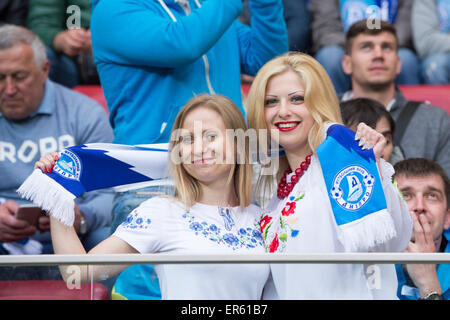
[341,20,450,176]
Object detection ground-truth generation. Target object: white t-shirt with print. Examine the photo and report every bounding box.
[113,196,270,300]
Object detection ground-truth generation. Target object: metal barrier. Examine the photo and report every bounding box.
[0,252,449,266]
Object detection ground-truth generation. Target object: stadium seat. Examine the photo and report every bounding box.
[242,83,449,113]
[73,85,109,114]
[73,84,449,115]
[398,85,450,114]
[0,280,110,300]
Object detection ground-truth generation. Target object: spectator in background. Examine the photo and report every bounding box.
[0,25,114,279]
[412,0,450,84]
[241,0,310,52]
[340,97,404,164]
[27,0,98,88]
[341,20,450,176]
[309,0,420,94]
[0,0,29,26]
[394,158,450,300]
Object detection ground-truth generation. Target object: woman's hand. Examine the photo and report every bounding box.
[354,123,386,162]
[34,152,59,173]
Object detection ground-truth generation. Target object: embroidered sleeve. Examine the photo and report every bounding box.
[113,197,170,253]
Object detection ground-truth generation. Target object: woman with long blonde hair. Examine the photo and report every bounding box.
[247,52,412,299]
[35,94,272,300]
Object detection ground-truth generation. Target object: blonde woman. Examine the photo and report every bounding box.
[35,94,271,300]
[247,53,412,299]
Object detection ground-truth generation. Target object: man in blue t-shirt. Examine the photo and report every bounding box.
[393,158,450,300]
[0,25,114,279]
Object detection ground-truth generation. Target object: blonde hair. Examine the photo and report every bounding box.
[247,52,343,202]
[169,94,253,209]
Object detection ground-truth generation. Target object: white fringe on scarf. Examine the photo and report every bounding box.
[17,169,76,226]
[338,208,397,252]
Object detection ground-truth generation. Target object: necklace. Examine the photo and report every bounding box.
[277,154,312,199]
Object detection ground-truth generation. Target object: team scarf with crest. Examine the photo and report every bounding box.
[18,143,169,226]
[18,125,395,251]
[316,124,396,251]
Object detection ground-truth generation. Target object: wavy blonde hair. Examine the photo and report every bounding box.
[169,94,253,209]
[246,52,343,203]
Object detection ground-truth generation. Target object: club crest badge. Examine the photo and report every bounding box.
[54,149,81,181]
[330,165,375,211]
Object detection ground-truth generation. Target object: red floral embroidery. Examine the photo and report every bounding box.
[260,215,272,233]
[268,234,279,253]
[281,201,296,216]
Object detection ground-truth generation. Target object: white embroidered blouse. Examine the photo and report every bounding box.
[261,156,412,300]
[114,196,271,300]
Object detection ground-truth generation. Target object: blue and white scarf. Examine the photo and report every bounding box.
[316,124,395,251]
[18,143,169,226]
[18,127,395,251]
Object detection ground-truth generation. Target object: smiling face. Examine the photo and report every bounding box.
[264,69,315,156]
[178,106,234,187]
[342,32,401,90]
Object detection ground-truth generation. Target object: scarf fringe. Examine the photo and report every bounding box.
[338,209,397,252]
[17,169,76,226]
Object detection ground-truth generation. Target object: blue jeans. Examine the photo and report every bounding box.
[46,47,79,88]
[421,53,450,84]
[395,48,421,85]
[283,0,310,52]
[315,46,351,94]
[315,46,421,94]
[242,0,310,52]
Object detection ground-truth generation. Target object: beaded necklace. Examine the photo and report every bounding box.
[277,154,312,199]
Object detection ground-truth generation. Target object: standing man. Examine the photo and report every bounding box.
[309,0,420,94]
[394,158,450,300]
[341,19,450,176]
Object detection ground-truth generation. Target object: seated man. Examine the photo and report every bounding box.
[0,25,114,279]
[394,158,450,300]
[309,0,420,94]
[341,19,450,177]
